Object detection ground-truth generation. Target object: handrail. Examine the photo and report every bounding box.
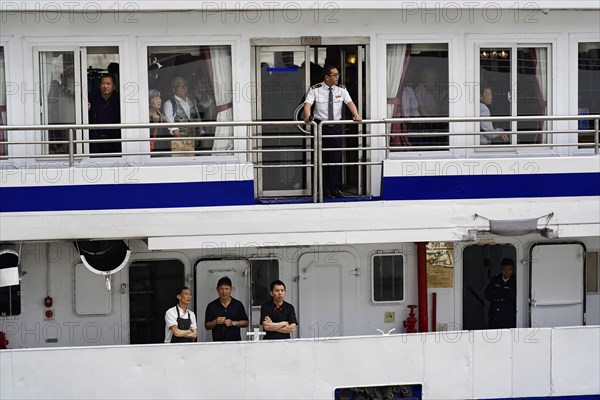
[0,115,598,204]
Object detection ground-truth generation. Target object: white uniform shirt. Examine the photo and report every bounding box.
[164,305,197,343]
[304,82,352,121]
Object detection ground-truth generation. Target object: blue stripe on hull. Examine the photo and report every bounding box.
[0,180,255,212]
[486,395,600,400]
[383,173,600,200]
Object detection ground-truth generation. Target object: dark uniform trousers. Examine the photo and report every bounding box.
[318,122,343,196]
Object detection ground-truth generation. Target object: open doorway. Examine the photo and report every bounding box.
[253,39,367,199]
[462,244,517,330]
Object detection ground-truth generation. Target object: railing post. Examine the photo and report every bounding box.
[317,122,324,203]
[311,121,318,203]
[68,128,74,167]
[595,118,599,155]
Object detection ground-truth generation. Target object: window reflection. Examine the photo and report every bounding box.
[147,45,233,157]
[0,47,6,157]
[387,44,449,150]
[578,42,600,146]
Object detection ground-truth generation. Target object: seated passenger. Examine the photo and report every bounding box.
[480,86,509,145]
[162,77,205,156]
[148,89,170,153]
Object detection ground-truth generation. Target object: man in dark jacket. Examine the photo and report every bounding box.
[485,258,516,329]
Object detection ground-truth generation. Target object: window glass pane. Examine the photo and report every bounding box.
[41,51,76,155]
[578,42,600,145]
[0,47,6,157]
[86,46,121,155]
[586,252,598,293]
[147,45,233,156]
[251,259,279,307]
[373,254,404,302]
[479,47,511,144]
[387,43,448,150]
[516,47,548,144]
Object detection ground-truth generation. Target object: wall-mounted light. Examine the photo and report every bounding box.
[346,53,357,64]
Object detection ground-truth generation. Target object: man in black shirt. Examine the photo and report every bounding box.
[204,276,249,341]
[260,280,297,340]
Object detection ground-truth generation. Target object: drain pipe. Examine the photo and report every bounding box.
[417,242,429,332]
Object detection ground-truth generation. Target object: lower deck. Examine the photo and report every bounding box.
[1,326,598,400]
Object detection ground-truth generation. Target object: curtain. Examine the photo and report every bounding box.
[0,49,6,156]
[531,48,548,141]
[207,46,234,152]
[386,44,411,146]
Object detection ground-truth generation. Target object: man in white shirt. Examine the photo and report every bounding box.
[303,65,362,198]
[163,77,205,156]
[164,287,198,343]
[480,86,509,145]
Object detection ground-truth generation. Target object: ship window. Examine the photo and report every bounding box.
[0,47,7,157]
[586,252,598,293]
[335,384,422,400]
[386,43,449,151]
[372,254,404,302]
[250,258,279,307]
[479,45,551,146]
[146,45,233,156]
[578,42,600,146]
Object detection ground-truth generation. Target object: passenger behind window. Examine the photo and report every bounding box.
[148,89,170,155]
[88,73,121,155]
[191,76,217,151]
[413,67,448,146]
[47,70,74,155]
[162,77,205,157]
[479,86,509,145]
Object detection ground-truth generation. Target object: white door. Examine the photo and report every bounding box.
[529,243,585,327]
[195,259,250,342]
[298,251,357,338]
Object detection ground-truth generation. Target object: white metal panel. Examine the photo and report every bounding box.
[512,328,551,397]
[195,259,250,342]
[7,343,246,399]
[298,252,357,338]
[313,334,424,398]
[74,263,111,315]
[473,330,513,399]
[530,243,585,327]
[423,331,473,399]
[0,350,12,400]
[1,327,599,399]
[245,340,314,400]
[552,326,600,396]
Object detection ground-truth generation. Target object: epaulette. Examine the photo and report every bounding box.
[310,83,322,89]
[337,84,346,89]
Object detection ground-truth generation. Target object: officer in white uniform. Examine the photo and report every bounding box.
[303,66,362,198]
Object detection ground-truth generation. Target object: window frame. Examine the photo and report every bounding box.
[249,257,280,309]
[378,34,457,159]
[371,252,405,304]
[137,36,241,164]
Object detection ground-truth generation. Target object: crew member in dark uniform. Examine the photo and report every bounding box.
[164,287,197,343]
[260,280,297,340]
[303,65,362,198]
[204,276,249,341]
[485,258,516,329]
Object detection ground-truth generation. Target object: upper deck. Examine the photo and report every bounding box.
[0,5,598,244]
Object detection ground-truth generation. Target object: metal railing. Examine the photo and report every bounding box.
[0,114,598,203]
